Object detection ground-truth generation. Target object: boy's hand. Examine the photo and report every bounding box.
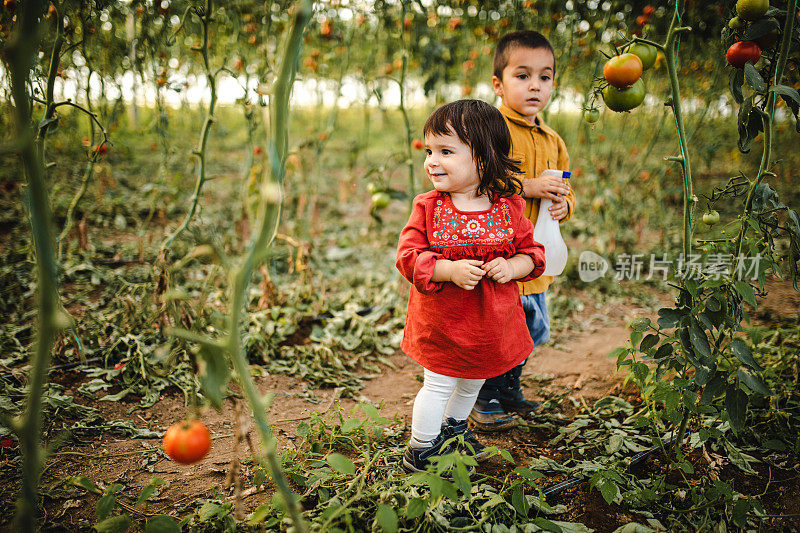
[549,197,569,220]
[482,257,514,284]
[449,259,486,290]
[526,173,570,201]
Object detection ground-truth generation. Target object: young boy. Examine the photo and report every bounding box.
[470,30,576,431]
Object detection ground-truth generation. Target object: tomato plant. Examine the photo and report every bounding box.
[726,41,761,68]
[163,420,211,464]
[603,53,643,88]
[601,79,646,111]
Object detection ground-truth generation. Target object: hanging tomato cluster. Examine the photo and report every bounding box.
[725,0,776,69]
[599,40,658,113]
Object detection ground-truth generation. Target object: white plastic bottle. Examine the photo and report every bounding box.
[532,169,570,277]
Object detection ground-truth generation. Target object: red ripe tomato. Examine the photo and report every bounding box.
[643,5,655,16]
[412,139,424,150]
[163,420,211,464]
[603,53,643,88]
[726,41,761,68]
[93,144,107,155]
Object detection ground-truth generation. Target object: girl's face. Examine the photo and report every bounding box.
[424,130,480,197]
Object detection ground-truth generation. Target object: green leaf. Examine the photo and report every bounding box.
[630,330,642,350]
[197,501,227,522]
[326,453,355,475]
[729,338,763,371]
[145,515,180,533]
[654,343,673,359]
[405,498,426,520]
[514,466,544,480]
[96,494,117,520]
[375,504,398,533]
[93,514,131,533]
[499,449,514,463]
[452,463,472,495]
[630,317,651,332]
[770,84,800,105]
[296,421,309,438]
[534,517,564,532]
[633,362,649,382]
[737,369,771,396]
[743,17,780,40]
[700,373,727,405]
[694,364,715,387]
[512,485,529,516]
[640,334,659,352]
[725,385,748,431]
[340,418,362,434]
[688,322,712,358]
[69,475,100,494]
[743,63,766,93]
[729,68,744,105]
[597,478,620,504]
[657,307,684,329]
[195,341,231,410]
[135,478,166,505]
[246,504,272,525]
[734,281,757,307]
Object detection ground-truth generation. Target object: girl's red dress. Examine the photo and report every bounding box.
[396,191,546,379]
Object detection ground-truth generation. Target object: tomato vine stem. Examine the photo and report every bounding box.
[731,0,797,275]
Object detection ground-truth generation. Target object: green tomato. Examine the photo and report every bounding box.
[583,108,600,123]
[736,0,769,21]
[728,16,743,29]
[702,210,720,225]
[371,192,391,209]
[367,182,379,194]
[601,79,646,112]
[628,43,658,70]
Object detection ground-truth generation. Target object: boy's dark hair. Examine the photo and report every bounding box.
[493,30,554,79]
[423,99,522,203]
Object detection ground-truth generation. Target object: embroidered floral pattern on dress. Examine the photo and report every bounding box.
[430,195,515,251]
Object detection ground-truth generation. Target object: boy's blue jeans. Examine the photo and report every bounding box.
[478,291,550,401]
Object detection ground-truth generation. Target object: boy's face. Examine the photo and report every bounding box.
[492,46,555,123]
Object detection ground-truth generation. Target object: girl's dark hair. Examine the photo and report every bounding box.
[423,99,522,203]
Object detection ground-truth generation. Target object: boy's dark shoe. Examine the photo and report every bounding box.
[468,398,517,432]
[491,364,543,415]
[442,417,491,462]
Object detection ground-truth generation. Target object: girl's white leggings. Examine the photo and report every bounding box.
[411,368,485,442]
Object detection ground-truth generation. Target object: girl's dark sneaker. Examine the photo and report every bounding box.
[442,417,491,462]
[402,434,453,473]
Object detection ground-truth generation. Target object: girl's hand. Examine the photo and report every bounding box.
[482,257,514,284]
[449,259,486,290]
[526,174,570,201]
[549,197,569,220]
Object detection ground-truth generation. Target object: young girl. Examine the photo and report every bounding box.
[396,99,545,472]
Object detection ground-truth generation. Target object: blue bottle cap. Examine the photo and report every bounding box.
[563,171,571,179]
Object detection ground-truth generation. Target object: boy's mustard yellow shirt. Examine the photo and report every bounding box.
[498,102,576,295]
